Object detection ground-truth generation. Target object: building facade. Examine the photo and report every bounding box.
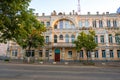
[8,9,120,62]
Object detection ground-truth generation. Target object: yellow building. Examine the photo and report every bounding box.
[9,9,120,62]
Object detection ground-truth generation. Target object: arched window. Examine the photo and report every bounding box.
[71,35,75,42]
[109,34,113,43]
[65,21,69,29]
[54,35,57,43]
[59,21,63,29]
[54,19,75,30]
[65,34,69,43]
[59,35,63,40]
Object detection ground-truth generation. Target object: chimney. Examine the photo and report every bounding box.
[87,12,90,15]
[73,10,75,15]
[96,11,99,15]
[42,13,45,16]
[106,12,109,15]
[36,13,39,16]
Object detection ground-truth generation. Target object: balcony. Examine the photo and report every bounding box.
[45,42,75,48]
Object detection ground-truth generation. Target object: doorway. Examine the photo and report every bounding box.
[55,49,60,62]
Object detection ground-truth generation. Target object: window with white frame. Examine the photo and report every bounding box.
[79,21,83,28]
[94,36,98,43]
[85,20,89,27]
[12,50,18,57]
[115,35,119,44]
[65,34,69,43]
[80,50,84,58]
[113,20,117,27]
[68,51,72,58]
[100,35,104,43]
[59,20,63,29]
[110,50,114,58]
[71,35,75,42]
[99,20,103,28]
[46,21,50,27]
[95,50,99,58]
[46,36,49,43]
[107,20,111,27]
[102,50,106,58]
[109,34,113,43]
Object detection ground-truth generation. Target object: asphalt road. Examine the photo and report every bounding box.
[0,63,120,80]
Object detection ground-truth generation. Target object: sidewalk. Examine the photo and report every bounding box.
[0,60,120,67]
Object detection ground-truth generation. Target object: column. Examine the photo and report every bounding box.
[105,31,110,60]
[49,48,53,62]
[103,19,107,28]
[111,20,113,27]
[62,48,65,61]
[96,20,99,28]
[42,48,45,60]
[112,34,116,44]
[97,35,100,44]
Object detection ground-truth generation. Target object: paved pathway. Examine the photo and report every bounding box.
[0,63,120,80]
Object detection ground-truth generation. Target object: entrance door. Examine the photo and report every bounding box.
[55,49,60,62]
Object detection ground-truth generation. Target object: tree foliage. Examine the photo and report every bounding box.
[74,30,97,52]
[0,0,46,50]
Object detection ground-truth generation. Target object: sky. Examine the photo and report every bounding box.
[29,0,120,15]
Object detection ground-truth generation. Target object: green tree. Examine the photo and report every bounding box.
[0,0,46,59]
[0,0,31,42]
[74,30,97,60]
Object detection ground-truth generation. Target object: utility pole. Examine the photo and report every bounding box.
[78,0,81,14]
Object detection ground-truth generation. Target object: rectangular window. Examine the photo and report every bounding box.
[45,50,49,57]
[46,21,50,27]
[99,20,103,28]
[92,20,96,28]
[102,50,106,58]
[95,50,99,58]
[107,20,111,27]
[68,51,72,58]
[12,50,18,57]
[39,50,43,57]
[79,21,83,28]
[85,20,89,27]
[100,35,104,43]
[117,50,120,58]
[109,35,113,43]
[26,50,34,57]
[113,20,117,27]
[110,50,114,58]
[80,50,84,58]
[46,36,49,43]
[94,36,98,43]
[87,51,91,58]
